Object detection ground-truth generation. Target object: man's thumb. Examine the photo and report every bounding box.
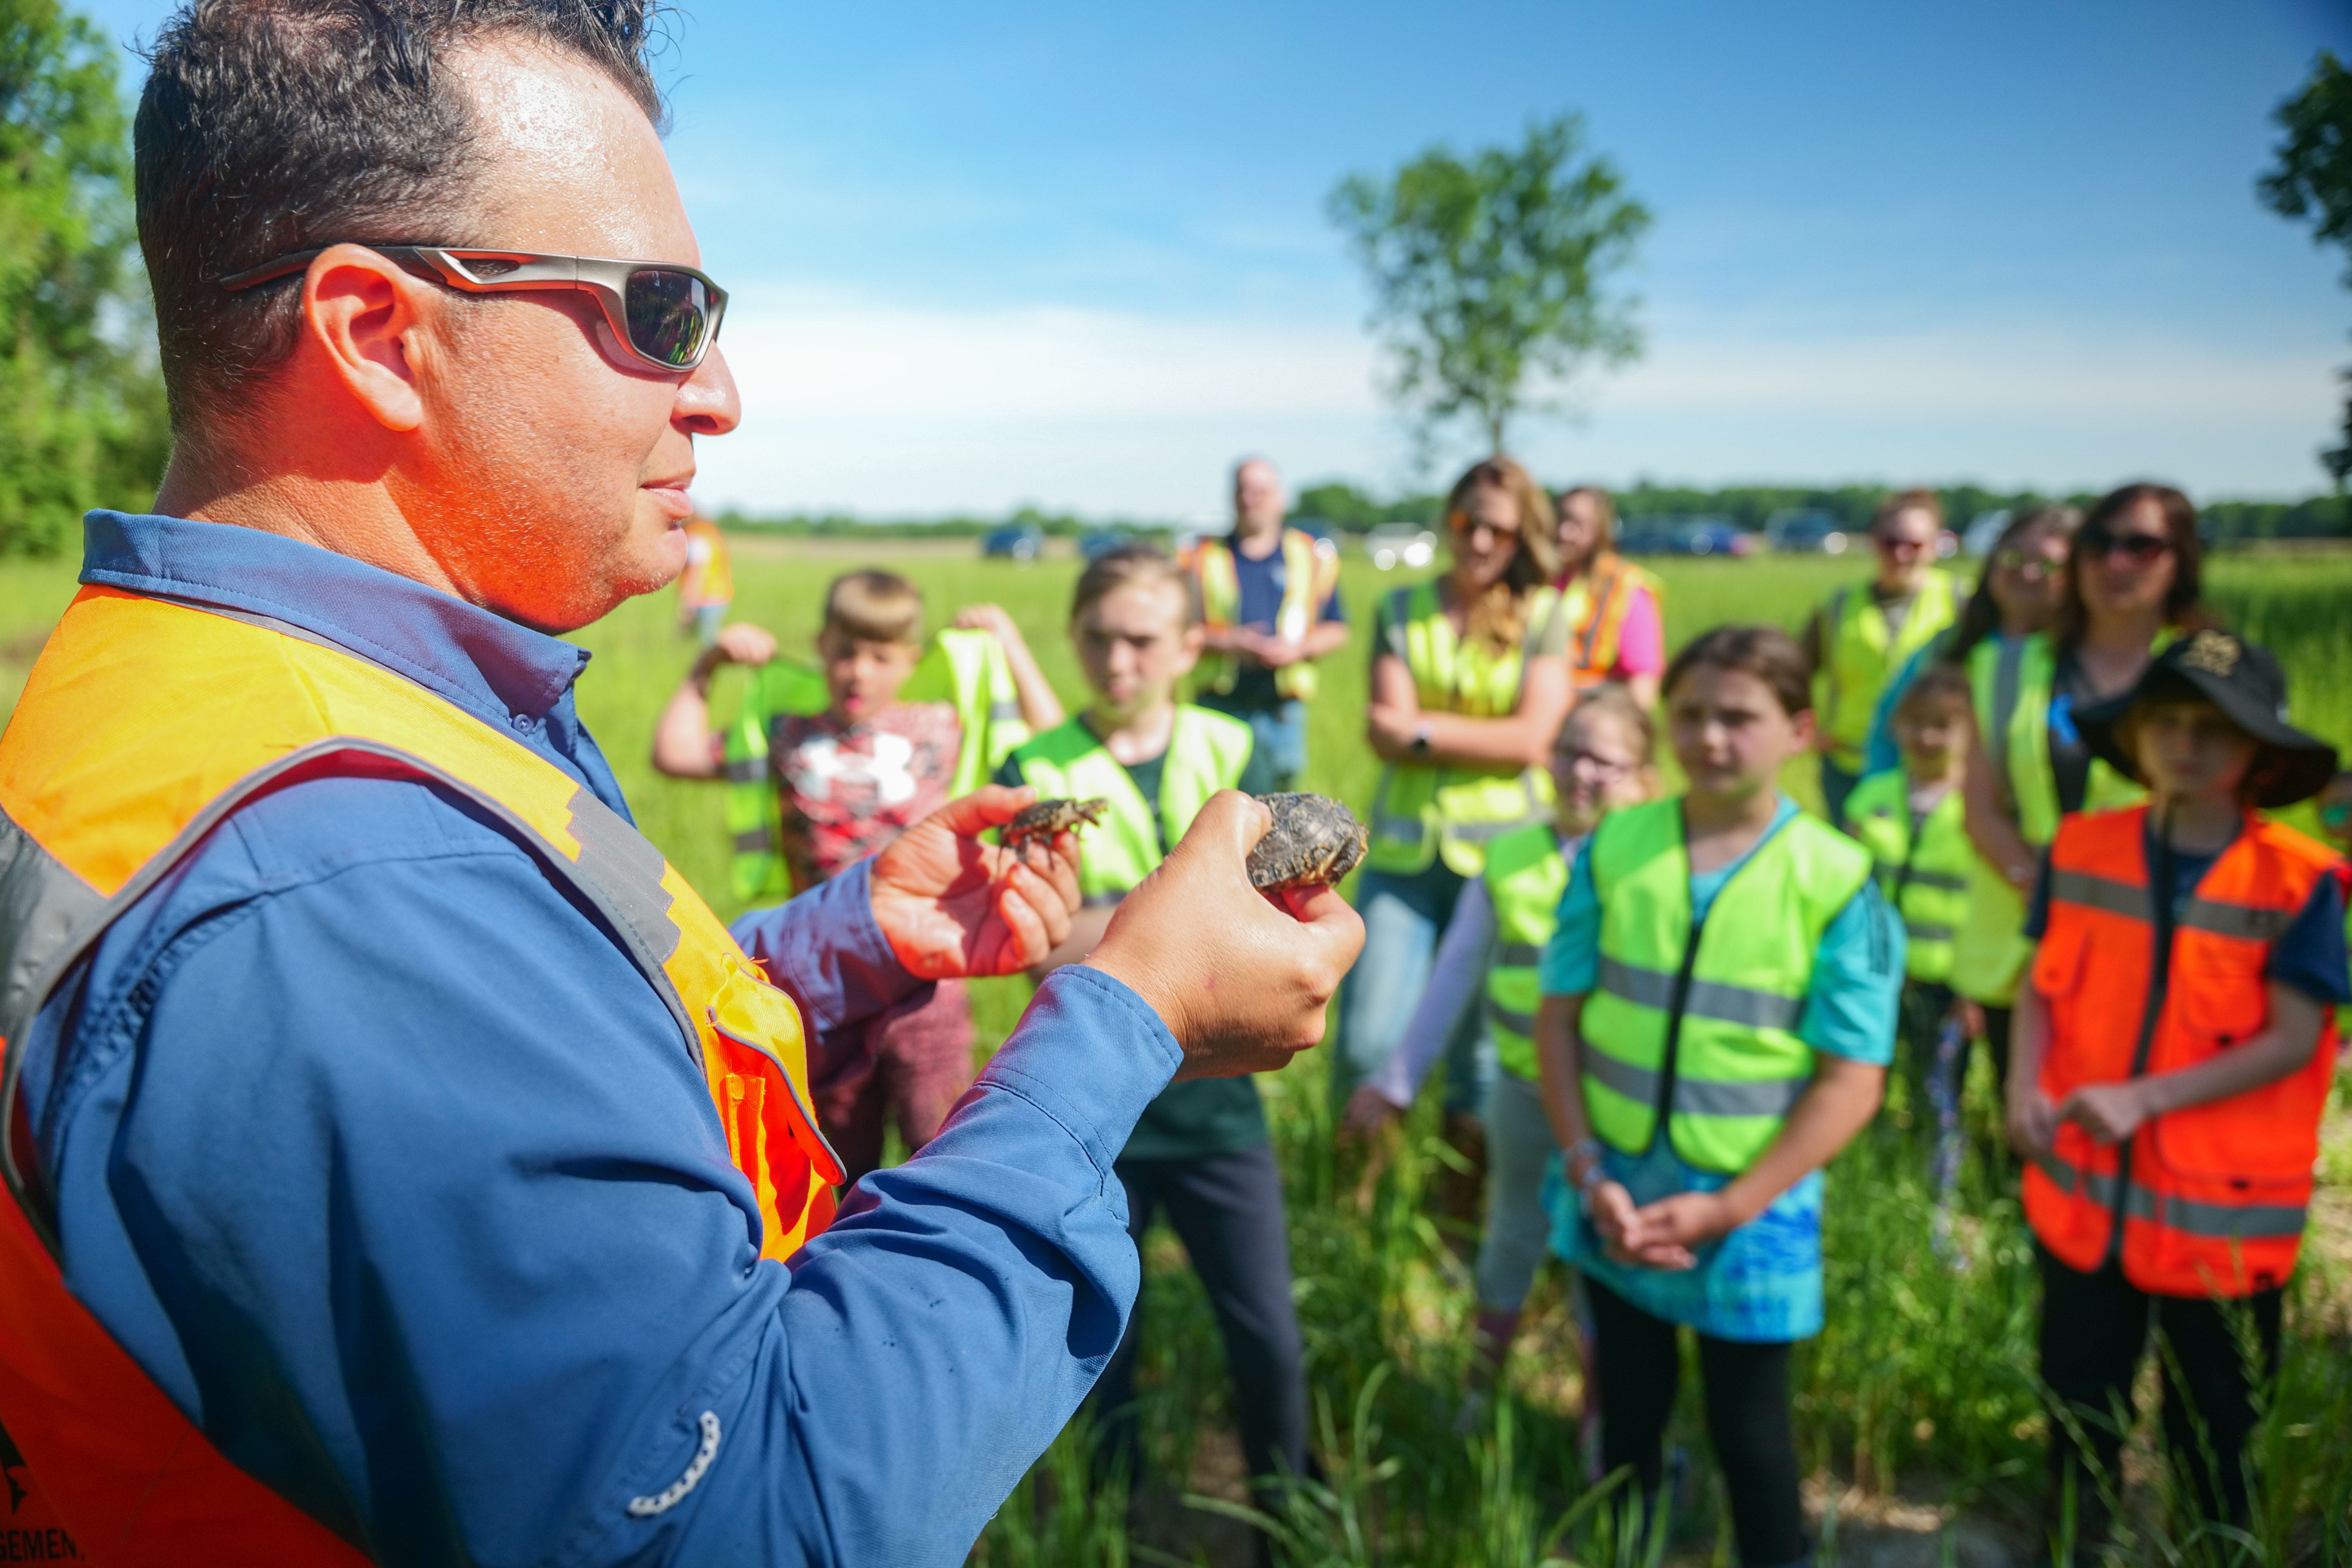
[1169,789,1273,870]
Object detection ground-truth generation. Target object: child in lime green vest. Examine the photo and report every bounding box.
[993,545,1304,1527]
[1838,662,1975,1135]
[1537,626,1902,1567]
[1343,685,1657,1414]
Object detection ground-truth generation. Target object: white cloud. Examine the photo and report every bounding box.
[687,284,2344,516]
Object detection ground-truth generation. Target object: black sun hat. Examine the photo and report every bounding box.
[2074,629,2340,809]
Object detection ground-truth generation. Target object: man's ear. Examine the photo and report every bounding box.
[300,244,438,433]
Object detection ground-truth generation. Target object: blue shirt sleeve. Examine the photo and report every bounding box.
[1801,878,1906,1065]
[730,858,921,1041]
[2266,869,2350,1006]
[31,776,1178,1567]
[1539,837,1602,996]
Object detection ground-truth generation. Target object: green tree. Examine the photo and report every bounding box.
[1327,114,1650,458]
[1,0,167,555]
[2258,49,2352,487]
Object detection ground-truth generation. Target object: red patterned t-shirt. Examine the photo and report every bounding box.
[771,702,962,886]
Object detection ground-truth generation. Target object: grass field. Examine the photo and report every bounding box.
[2,539,2348,1565]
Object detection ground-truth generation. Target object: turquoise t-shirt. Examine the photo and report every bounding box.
[1537,795,1902,1342]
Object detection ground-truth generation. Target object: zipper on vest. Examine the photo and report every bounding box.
[2108,816,2177,1268]
[1650,910,1710,1153]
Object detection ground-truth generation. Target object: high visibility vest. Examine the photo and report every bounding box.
[1840,769,1969,984]
[1813,573,1960,771]
[0,586,844,1561]
[681,516,734,607]
[1557,553,1659,691]
[1006,706,1253,903]
[1481,824,1570,1082]
[2023,805,2341,1298]
[1189,528,1341,702]
[1949,632,2160,1004]
[1580,799,1872,1173]
[1365,582,1563,878]
[723,627,1031,902]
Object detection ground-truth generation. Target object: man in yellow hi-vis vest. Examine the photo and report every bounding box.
[1184,456,1348,789]
[0,11,1363,1563]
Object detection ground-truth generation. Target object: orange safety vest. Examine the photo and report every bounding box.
[681,515,734,607]
[0,586,843,1562]
[2023,804,2341,1298]
[1558,552,1651,690]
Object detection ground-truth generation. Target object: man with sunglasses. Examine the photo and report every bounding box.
[0,4,1359,1564]
[1801,488,1960,823]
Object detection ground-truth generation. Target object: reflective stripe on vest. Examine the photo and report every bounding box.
[2022,804,2339,1298]
[1191,530,1339,702]
[1559,554,1656,689]
[722,627,1027,902]
[1481,823,1570,1081]
[1579,799,1871,1172]
[0,586,843,1558]
[1365,582,1563,878]
[1815,573,1959,769]
[1841,768,1968,983]
[1006,706,1252,901]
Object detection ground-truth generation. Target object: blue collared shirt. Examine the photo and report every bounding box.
[16,513,1181,1566]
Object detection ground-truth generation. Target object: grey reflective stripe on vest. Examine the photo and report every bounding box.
[2036,1153,2305,1240]
[1373,813,1426,845]
[733,826,772,853]
[1383,586,1414,662]
[1485,996,1534,1038]
[1597,955,1806,1031]
[1905,921,1955,944]
[1452,803,1552,843]
[990,700,1024,724]
[0,738,708,1258]
[721,756,766,784]
[1583,1048,1807,1118]
[1497,943,1544,967]
[1906,869,1967,893]
[2050,868,2289,940]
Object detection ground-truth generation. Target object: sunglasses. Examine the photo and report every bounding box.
[1448,509,1522,541]
[220,245,728,373]
[2079,530,2172,566]
[1993,548,2060,582]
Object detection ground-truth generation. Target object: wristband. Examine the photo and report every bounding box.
[1410,721,1433,754]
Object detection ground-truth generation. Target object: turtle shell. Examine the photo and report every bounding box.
[1245,793,1369,890]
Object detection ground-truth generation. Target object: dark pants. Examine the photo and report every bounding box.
[1895,978,1956,1131]
[1980,1003,2014,1101]
[2037,1246,2283,1547]
[1586,1277,1809,1568]
[1094,1142,1309,1498]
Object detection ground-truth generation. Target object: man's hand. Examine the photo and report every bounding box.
[2058,1081,2152,1145]
[869,788,1081,980]
[1086,791,1364,1078]
[2006,1082,2060,1158]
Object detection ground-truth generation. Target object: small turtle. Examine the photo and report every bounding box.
[1002,796,1111,859]
[1246,793,1368,891]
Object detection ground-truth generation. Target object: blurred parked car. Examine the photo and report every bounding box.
[1764,509,1851,555]
[1363,525,1437,572]
[1619,515,1755,557]
[1078,530,1129,561]
[982,524,1043,562]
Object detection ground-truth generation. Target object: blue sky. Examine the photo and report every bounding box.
[83,0,2352,519]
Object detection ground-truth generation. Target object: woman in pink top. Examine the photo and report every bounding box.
[1555,485,1665,711]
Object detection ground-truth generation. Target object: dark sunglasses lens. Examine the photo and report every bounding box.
[2087,532,2167,563]
[624,269,711,367]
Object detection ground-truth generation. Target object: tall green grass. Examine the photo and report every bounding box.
[0,538,2344,1563]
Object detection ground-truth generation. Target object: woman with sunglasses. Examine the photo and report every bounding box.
[1956,483,2214,1106]
[1339,457,1571,1204]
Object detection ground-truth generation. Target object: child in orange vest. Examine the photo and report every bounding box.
[2008,631,2345,1554]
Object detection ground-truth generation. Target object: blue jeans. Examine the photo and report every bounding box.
[1198,694,1307,791]
[1331,863,1493,1117]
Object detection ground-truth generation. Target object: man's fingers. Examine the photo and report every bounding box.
[994,881,1051,970]
[1003,860,1073,950]
[1171,789,1274,872]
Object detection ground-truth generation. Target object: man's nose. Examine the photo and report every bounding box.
[677,344,742,437]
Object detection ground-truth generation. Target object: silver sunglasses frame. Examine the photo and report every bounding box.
[219,245,729,373]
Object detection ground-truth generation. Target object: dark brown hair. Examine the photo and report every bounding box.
[2053,482,2209,648]
[1663,625,1813,717]
[136,0,667,438]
